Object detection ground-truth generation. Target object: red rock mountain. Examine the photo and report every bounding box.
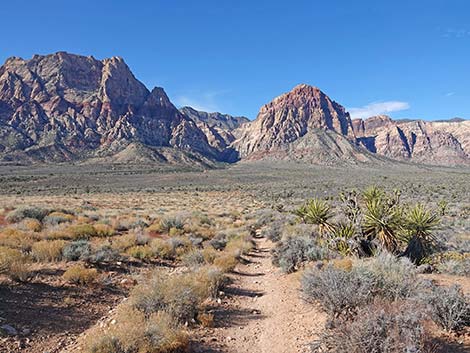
[231,84,380,164]
[0,52,221,164]
[0,52,468,166]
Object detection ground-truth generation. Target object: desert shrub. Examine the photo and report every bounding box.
[111,233,137,252]
[62,240,91,261]
[85,307,188,353]
[201,247,218,264]
[126,245,154,260]
[63,265,98,285]
[272,235,329,273]
[312,300,434,353]
[303,254,425,316]
[169,237,193,257]
[193,265,226,298]
[6,206,49,223]
[31,240,66,262]
[86,245,121,264]
[302,266,376,316]
[225,236,253,257]
[93,224,115,237]
[160,214,186,233]
[66,224,98,239]
[261,219,284,242]
[0,246,32,282]
[213,253,238,273]
[355,252,420,300]
[130,271,200,323]
[0,228,35,251]
[86,335,123,353]
[208,234,227,250]
[150,238,175,260]
[436,258,470,276]
[43,211,74,226]
[181,249,205,267]
[419,283,470,332]
[18,218,42,232]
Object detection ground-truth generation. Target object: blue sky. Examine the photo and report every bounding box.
[1,0,469,120]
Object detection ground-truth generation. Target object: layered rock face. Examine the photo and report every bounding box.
[0,52,220,163]
[231,84,371,164]
[0,52,468,167]
[352,116,469,165]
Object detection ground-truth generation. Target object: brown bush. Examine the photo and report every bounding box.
[0,228,36,251]
[0,246,32,282]
[63,265,98,285]
[213,253,238,273]
[31,240,66,262]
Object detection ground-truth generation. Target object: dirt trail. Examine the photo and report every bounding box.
[201,237,326,353]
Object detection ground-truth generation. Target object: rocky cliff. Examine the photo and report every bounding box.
[0,52,221,164]
[352,116,469,165]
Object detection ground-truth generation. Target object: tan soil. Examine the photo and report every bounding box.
[197,237,326,353]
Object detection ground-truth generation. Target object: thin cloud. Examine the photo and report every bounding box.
[440,28,470,38]
[445,92,455,97]
[348,101,410,119]
[174,90,227,113]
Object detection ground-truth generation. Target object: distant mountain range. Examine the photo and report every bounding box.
[0,52,468,166]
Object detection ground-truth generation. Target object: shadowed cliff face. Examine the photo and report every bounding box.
[0,52,222,163]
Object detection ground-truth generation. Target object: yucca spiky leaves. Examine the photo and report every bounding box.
[362,198,403,253]
[295,198,334,234]
[402,204,440,264]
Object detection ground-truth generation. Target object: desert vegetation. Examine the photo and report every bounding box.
[266,185,469,352]
[0,163,469,352]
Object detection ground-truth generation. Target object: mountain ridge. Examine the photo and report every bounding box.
[0,52,468,167]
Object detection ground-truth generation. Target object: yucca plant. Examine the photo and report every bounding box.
[362,198,403,253]
[362,186,385,205]
[329,222,356,256]
[295,199,334,235]
[402,204,440,264]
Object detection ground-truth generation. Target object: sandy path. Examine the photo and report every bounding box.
[200,237,326,353]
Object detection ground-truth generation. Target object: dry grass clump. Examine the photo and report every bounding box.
[63,264,98,285]
[0,246,32,282]
[213,253,238,273]
[18,218,42,232]
[129,267,225,324]
[31,240,66,262]
[111,232,138,252]
[126,245,154,260]
[150,238,175,260]
[93,223,115,237]
[84,306,188,353]
[0,228,36,251]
